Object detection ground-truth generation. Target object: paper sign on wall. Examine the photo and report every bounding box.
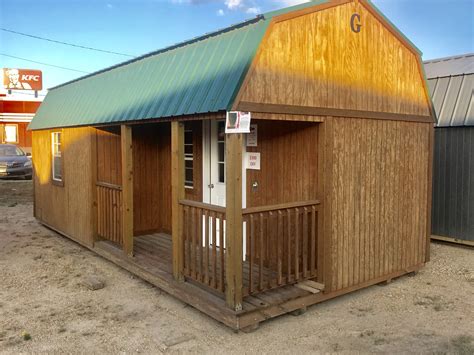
[246,124,258,147]
[225,111,251,133]
[246,152,260,170]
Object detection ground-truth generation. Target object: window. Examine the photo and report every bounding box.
[52,132,62,182]
[4,124,18,143]
[217,121,225,183]
[184,126,194,188]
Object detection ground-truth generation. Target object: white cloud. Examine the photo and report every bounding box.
[225,0,243,10]
[217,9,225,16]
[278,0,309,6]
[246,6,260,14]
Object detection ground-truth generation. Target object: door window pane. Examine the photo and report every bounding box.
[217,121,225,183]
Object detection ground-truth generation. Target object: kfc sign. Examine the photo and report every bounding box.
[3,68,43,91]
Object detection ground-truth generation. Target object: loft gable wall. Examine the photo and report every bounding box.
[238,0,431,117]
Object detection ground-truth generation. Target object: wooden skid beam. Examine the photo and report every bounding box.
[121,125,134,256]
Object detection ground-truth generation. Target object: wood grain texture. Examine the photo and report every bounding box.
[171,121,185,280]
[32,127,95,247]
[225,133,243,311]
[246,120,319,208]
[239,1,430,117]
[121,125,134,256]
[324,116,431,292]
[132,123,172,235]
[96,127,121,186]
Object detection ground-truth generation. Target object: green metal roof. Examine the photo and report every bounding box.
[29,17,270,130]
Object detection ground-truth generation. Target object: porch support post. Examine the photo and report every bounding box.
[171,121,185,281]
[225,133,243,311]
[121,124,134,257]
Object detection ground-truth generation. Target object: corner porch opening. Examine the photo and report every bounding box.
[92,117,324,321]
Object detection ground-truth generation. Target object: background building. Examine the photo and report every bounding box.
[1,68,45,153]
[0,91,43,153]
[425,53,474,246]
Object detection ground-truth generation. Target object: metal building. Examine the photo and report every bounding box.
[425,53,474,246]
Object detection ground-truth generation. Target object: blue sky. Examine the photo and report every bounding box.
[1,0,473,91]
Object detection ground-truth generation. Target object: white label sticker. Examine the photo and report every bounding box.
[246,152,260,170]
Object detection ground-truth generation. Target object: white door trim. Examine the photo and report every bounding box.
[202,120,246,209]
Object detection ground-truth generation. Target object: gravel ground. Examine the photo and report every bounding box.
[0,180,473,354]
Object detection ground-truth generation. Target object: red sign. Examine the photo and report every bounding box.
[3,68,43,91]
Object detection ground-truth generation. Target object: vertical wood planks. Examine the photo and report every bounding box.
[96,184,122,245]
[225,133,243,311]
[239,2,431,117]
[326,117,431,292]
[91,130,98,244]
[171,121,185,280]
[121,125,134,257]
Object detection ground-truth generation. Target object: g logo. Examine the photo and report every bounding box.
[350,13,361,33]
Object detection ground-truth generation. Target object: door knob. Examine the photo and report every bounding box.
[208,183,215,189]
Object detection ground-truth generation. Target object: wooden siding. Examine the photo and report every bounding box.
[250,112,325,122]
[239,1,430,116]
[324,116,431,292]
[246,120,319,207]
[96,123,177,236]
[97,127,121,186]
[133,124,172,235]
[32,127,95,246]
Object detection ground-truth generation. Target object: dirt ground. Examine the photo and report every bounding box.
[0,180,473,354]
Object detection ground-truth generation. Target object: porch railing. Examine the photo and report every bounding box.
[179,199,321,297]
[97,182,123,245]
[180,199,226,293]
[242,200,320,295]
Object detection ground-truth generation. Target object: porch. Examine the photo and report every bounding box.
[92,117,325,327]
[94,232,324,331]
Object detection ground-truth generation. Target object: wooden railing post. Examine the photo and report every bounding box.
[121,125,134,257]
[225,133,243,311]
[171,121,185,281]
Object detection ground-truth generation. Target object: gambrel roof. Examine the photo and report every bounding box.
[30,0,424,130]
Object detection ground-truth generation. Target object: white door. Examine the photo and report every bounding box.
[202,120,247,255]
[210,120,226,206]
[203,120,246,207]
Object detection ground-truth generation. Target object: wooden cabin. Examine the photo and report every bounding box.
[29,0,435,331]
[425,54,474,247]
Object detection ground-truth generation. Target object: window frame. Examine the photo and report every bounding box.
[184,126,194,189]
[217,121,225,184]
[4,124,19,144]
[51,131,64,185]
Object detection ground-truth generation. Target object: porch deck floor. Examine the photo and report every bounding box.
[94,233,320,330]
